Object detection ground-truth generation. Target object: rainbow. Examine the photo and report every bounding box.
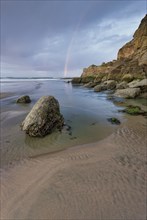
[64,6,91,77]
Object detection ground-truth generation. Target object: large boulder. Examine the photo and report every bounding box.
[114,88,141,98]
[121,74,134,83]
[94,84,107,92]
[128,79,147,92]
[128,79,140,88]
[84,82,96,88]
[17,95,31,103]
[116,81,128,89]
[103,80,117,90]
[21,96,64,137]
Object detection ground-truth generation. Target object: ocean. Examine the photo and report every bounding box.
[0,78,123,168]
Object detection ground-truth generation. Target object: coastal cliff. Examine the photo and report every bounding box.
[79,15,147,82]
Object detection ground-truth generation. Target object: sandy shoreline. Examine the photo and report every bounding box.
[1,115,146,220]
[0,92,15,99]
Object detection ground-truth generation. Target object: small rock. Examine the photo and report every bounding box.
[70,137,77,140]
[17,95,31,103]
[107,117,121,125]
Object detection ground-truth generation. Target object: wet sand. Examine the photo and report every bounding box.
[1,115,146,220]
[0,92,14,99]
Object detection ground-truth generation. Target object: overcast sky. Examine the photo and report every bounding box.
[1,0,146,78]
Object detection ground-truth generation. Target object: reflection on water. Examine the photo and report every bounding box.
[1,80,125,168]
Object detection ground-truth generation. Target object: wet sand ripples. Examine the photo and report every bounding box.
[1,116,147,219]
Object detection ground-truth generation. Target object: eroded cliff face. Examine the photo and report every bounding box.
[81,15,147,81]
[117,15,147,65]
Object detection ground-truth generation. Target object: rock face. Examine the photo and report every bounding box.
[81,15,147,81]
[17,95,31,103]
[21,96,64,137]
[117,15,147,66]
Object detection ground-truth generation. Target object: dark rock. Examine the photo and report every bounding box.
[107,117,121,125]
[71,77,82,84]
[90,122,96,126]
[21,96,64,137]
[17,95,31,103]
[70,137,77,140]
[120,105,147,115]
[61,124,73,136]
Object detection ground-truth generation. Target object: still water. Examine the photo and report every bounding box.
[0,79,124,168]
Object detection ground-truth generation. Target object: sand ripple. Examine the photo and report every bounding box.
[1,116,147,220]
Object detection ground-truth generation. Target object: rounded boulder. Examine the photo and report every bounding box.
[21,96,64,137]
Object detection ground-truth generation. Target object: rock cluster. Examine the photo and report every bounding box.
[21,96,64,137]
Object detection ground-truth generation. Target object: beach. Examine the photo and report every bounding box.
[0,79,147,219]
[1,115,146,219]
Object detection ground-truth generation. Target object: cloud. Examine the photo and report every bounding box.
[1,0,146,77]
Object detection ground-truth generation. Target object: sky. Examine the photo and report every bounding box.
[1,0,146,78]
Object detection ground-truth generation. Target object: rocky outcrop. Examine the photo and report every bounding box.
[21,96,64,137]
[80,15,147,82]
[17,95,31,103]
